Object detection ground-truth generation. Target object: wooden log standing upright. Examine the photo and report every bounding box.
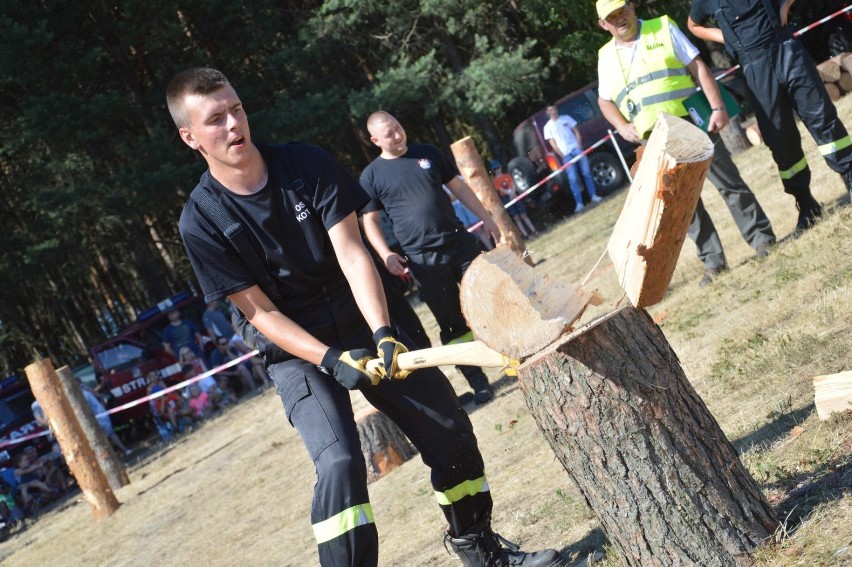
[56,365,129,490]
[608,113,715,308]
[350,391,417,483]
[25,358,119,519]
[519,307,778,565]
[450,136,531,264]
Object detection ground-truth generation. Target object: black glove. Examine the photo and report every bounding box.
[321,348,381,390]
[373,326,410,380]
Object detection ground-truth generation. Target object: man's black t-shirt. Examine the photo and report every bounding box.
[690,0,781,55]
[179,142,369,312]
[360,144,468,254]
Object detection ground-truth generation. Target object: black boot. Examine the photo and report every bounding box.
[444,524,566,566]
[843,170,852,200]
[794,194,824,232]
[459,365,494,405]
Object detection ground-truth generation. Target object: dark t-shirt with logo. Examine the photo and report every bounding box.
[179,142,369,310]
[360,144,468,254]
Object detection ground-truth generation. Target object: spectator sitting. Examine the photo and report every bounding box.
[186,383,212,420]
[228,333,270,387]
[162,308,204,360]
[179,346,208,376]
[181,364,228,411]
[12,452,55,512]
[0,478,24,529]
[210,337,261,395]
[22,446,68,493]
[147,371,195,434]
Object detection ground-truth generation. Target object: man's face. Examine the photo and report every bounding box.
[168,310,180,322]
[370,118,408,157]
[599,4,639,43]
[216,338,230,351]
[546,106,559,121]
[178,85,252,169]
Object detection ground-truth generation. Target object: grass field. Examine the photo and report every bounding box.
[1,100,851,566]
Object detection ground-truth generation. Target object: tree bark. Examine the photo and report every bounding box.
[518,306,778,566]
[719,115,752,155]
[56,366,130,490]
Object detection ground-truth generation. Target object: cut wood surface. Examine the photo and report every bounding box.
[817,59,842,83]
[519,306,778,565]
[825,82,842,102]
[459,245,600,359]
[813,370,852,420]
[745,122,763,146]
[350,391,417,483]
[833,52,852,75]
[839,70,852,93]
[607,113,714,308]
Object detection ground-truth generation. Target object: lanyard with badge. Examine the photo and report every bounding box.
[616,32,642,116]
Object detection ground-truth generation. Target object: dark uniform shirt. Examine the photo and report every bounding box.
[690,0,782,55]
[179,143,369,312]
[360,144,468,254]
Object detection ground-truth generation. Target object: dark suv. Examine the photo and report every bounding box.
[0,375,50,469]
[508,82,636,221]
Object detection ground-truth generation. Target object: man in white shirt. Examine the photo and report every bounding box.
[543,106,602,214]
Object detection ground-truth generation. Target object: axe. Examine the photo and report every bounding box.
[369,246,602,378]
[366,340,520,377]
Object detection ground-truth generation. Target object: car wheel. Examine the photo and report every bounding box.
[507,156,538,192]
[827,26,851,57]
[589,151,626,194]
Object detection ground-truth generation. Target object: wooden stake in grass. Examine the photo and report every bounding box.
[25,358,120,519]
[450,136,531,264]
[608,113,714,308]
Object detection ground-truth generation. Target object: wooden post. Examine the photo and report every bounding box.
[450,136,531,264]
[608,113,715,308]
[56,365,130,490]
[350,391,417,483]
[25,358,120,519]
[519,306,778,565]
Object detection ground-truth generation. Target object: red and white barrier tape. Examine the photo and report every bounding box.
[0,350,260,450]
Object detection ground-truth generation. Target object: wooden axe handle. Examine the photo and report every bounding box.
[366,340,514,374]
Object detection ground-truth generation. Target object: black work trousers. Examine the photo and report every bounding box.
[687,132,776,270]
[268,288,491,567]
[740,36,852,197]
[405,234,490,391]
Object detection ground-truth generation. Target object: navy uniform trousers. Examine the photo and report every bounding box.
[405,233,491,391]
[739,35,852,196]
[686,131,776,270]
[267,287,492,567]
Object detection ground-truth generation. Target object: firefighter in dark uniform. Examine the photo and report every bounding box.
[689,0,852,230]
[166,67,565,567]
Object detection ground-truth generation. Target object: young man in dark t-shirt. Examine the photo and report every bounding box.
[360,111,501,405]
[688,0,852,230]
[167,68,564,567]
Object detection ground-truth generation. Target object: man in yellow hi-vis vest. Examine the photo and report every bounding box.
[595,0,777,287]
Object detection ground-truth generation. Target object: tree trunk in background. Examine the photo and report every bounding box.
[720,115,752,155]
[518,306,777,566]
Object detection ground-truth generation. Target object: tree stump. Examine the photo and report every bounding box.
[745,122,763,146]
[350,391,417,483]
[518,306,778,565]
[719,115,752,155]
